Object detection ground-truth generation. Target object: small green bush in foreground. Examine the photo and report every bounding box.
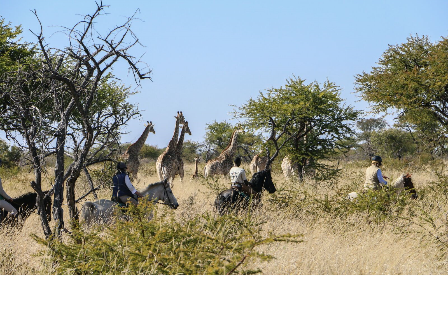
[34,200,301,275]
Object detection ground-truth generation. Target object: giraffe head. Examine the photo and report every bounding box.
[176,111,186,125]
[182,120,192,136]
[145,121,155,134]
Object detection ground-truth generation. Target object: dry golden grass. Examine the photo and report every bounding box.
[1,159,448,275]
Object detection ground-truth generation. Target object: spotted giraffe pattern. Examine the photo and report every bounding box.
[204,129,243,177]
[123,121,155,180]
[156,112,185,185]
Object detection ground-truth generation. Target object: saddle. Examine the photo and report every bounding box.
[230,187,250,203]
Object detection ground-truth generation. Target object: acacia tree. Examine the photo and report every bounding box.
[356,118,388,158]
[0,29,56,237]
[234,76,359,180]
[31,2,150,229]
[0,3,150,237]
[355,35,448,132]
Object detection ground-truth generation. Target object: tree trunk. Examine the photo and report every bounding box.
[24,119,52,239]
[53,123,67,236]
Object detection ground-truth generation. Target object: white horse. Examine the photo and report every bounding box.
[80,179,179,226]
[348,173,417,200]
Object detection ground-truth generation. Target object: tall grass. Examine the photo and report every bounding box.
[1,159,448,274]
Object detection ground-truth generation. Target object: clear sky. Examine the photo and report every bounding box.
[2,0,447,148]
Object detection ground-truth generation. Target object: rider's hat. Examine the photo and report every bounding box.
[117,162,127,170]
[371,155,382,163]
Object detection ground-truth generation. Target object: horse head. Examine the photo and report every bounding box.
[391,173,417,199]
[263,169,276,194]
[403,173,417,199]
[162,179,179,209]
[250,169,276,194]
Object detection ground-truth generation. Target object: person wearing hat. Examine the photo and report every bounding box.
[364,155,389,190]
[0,159,18,218]
[112,162,143,205]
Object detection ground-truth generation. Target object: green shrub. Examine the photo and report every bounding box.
[34,200,301,275]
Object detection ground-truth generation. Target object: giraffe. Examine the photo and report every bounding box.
[123,121,155,180]
[172,120,192,182]
[156,111,185,185]
[281,156,301,179]
[191,157,200,179]
[249,152,268,175]
[204,129,243,178]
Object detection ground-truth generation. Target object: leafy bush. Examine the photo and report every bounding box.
[0,139,21,167]
[34,200,300,275]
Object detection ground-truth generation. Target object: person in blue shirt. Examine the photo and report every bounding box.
[112,162,143,205]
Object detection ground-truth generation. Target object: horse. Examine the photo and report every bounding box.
[0,192,52,227]
[80,179,179,226]
[214,169,277,214]
[348,173,417,200]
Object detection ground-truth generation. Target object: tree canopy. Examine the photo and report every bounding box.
[234,76,359,179]
[0,18,34,73]
[355,35,448,129]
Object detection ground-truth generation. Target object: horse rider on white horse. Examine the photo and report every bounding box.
[112,162,143,206]
[364,155,389,191]
[0,159,18,218]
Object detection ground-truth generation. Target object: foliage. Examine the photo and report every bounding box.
[141,144,164,160]
[182,140,201,161]
[203,120,263,162]
[0,18,34,73]
[0,139,21,166]
[266,178,415,231]
[234,76,359,179]
[0,4,150,235]
[370,128,417,159]
[355,118,388,158]
[355,35,448,130]
[34,200,301,275]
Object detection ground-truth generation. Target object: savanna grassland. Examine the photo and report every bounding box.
[1,158,448,275]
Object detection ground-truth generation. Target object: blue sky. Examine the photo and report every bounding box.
[2,0,447,147]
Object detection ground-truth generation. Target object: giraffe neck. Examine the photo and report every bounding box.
[125,124,152,157]
[175,125,187,155]
[166,118,181,152]
[133,126,151,152]
[219,130,239,159]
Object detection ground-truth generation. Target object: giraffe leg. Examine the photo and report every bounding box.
[179,162,184,182]
[156,162,163,181]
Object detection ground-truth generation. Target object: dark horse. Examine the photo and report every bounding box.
[0,192,52,227]
[214,169,277,214]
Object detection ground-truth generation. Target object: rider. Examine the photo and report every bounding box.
[364,155,389,191]
[112,162,143,205]
[0,159,18,218]
[229,157,251,196]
